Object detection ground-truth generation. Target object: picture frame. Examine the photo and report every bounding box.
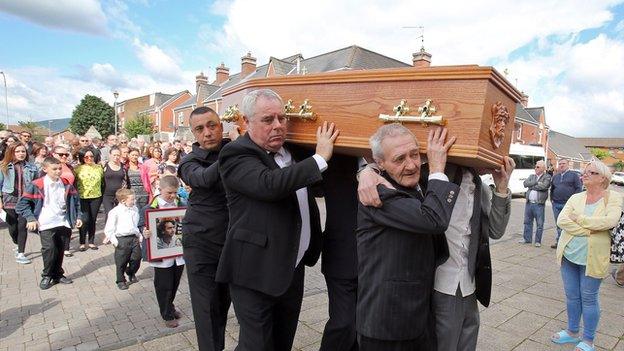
[145,207,186,261]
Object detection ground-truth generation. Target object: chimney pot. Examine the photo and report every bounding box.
[195,72,208,95]
[241,52,257,78]
[215,63,230,85]
[412,48,432,68]
[521,92,529,107]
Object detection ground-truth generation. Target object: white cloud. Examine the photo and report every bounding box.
[0,0,107,35]
[132,38,187,84]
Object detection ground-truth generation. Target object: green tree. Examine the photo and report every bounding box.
[614,160,624,171]
[124,112,154,139]
[590,148,610,160]
[69,94,115,137]
[0,122,5,131]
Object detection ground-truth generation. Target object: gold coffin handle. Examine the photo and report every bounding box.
[221,104,242,123]
[379,99,446,126]
[284,99,317,121]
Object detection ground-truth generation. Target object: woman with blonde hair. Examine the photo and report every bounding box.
[551,160,623,351]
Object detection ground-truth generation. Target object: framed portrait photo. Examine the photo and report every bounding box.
[145,207,186,261]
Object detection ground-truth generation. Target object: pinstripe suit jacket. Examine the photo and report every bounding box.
[356,177,460,341]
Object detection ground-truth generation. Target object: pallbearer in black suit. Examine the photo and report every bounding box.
[356,124,459,351]
[178,107,235,351]
[319,154,359,351]
[216,89,339,351]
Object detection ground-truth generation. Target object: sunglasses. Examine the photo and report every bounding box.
[583,171,600,176]
[55,153,69,157]
[84,155,94,159]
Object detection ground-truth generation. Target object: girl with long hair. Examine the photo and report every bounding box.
[74,147,104,251]
[0,143,39,264]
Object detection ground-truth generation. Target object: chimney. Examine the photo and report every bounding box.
[215,63,230,85]
[241,52,257,78]
[195,72,208,94]
[412,47,432,68]
[520,92,529,107]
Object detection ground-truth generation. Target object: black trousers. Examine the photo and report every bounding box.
[114,236,141,283]
[229,264,304,351]
[102,194,117,223]
[40,226,71,278]
[5,208,28,253]
[184,245,231,351]
[320,277,358,351]
[79,197,102,245]
[154,263,185,321]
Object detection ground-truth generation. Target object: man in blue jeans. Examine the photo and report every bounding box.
[521,160,551,247]
[549,159,582,248]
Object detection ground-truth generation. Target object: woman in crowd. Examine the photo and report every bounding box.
[158,148,180,174]
[52,145,77,257]
[551,160,624,351]
[74,147,104,251]
[126,147,150,211]
[31,142,48,170]
[102,146,129,221]
[0,143,39,264]
[119,145,130,165]
[141,145,161,200]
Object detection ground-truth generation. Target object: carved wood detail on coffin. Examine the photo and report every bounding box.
[378,99,446,126]
[489,101,510,149]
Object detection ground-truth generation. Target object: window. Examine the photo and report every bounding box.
[514,122,522,141]
[178,112,184,126]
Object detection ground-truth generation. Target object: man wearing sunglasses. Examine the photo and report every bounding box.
[521,160,552,247]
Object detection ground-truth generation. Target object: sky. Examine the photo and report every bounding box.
[0,0,623,137]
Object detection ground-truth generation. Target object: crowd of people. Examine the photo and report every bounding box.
[2,87,623,351]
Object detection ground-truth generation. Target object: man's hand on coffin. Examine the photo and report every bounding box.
[426,127,456,174]
[490,156,515,194]
[315,121,340,161]
[228,125,241,140]
[357,166,393,208]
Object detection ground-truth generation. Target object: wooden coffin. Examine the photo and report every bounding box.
[220,65,522,168]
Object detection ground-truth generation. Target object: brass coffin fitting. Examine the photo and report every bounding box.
[284,99,317,121]
[379,99,446,126]
[221,105,242,122]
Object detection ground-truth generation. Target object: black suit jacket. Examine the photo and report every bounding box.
[216,134,324,297]
[320,154,359,279]
[356,178,459,341]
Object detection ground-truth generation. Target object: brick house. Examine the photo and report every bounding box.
[116,94,151,129]
[578,138,624,170]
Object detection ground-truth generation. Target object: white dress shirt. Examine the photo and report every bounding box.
[435,170,476,297]
[104,204,141,246]
[38,176,70,231]
[150,197,185,268]
[273,148,327,267]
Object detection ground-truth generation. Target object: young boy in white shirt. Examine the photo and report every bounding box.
[140,175,186,328]
[16,157,83,290]
[104,188,141,290]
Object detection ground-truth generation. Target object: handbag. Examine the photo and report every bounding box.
[610,210,624,263]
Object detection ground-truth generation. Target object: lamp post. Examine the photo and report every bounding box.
[113,90,119,135]
[0,71,8,127]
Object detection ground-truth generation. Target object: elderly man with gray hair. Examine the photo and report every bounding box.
[217,88,339,350]
[356,124,459,350]
[521,159,552,246]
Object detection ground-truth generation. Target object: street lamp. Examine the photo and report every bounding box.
[0,71,8,127]
[113,90,119,135]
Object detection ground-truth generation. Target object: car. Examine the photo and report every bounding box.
[612,172,624,186]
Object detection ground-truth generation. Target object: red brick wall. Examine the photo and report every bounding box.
[160,93,192,132]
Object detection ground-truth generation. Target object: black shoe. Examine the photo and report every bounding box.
[54,276,73,284]
[40,277,54,290]
[550,243,558,249]
[117,282,128,290]
[127,275,138,284]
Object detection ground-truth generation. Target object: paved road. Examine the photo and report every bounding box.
[1,185,623,350]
